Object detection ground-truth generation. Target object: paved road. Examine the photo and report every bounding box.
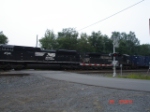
[3,70,150,92]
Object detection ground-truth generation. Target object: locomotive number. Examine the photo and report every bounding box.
[4,52,11,55]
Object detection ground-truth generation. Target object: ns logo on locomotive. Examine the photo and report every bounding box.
[0,44,149,70]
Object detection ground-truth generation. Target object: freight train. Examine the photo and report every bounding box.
[0,44,150,70]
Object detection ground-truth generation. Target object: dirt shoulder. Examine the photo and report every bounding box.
[0,73,150,112]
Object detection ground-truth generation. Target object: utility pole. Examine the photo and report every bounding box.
[149,18,150,35]
[36,35,38,47]
[113,42,116,77]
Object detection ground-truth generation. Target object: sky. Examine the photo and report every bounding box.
[0,0,150,47]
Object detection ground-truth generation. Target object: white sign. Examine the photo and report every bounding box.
[112,61,118,66]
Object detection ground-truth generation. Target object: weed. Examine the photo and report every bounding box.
[117,73,150,80]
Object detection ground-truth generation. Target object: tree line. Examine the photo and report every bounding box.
[39,28,150,55]
[0,28,150,55]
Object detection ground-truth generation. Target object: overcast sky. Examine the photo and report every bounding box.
[0,0,149,47]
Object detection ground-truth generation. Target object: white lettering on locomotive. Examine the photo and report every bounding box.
[4,52,11,55]
[45,53,56,60]
[47,53,55,57]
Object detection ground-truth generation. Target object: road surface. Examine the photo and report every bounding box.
[3,70,150,92]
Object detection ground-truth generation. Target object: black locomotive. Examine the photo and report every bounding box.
[0,44,149,70]
[0,44,80,70]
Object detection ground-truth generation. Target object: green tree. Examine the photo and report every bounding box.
[77,33,94,52]
[111,31,140,55]
[126,31,140,45]
[88,31,102,53]
[138,44,150,55]
[0,31,8,44]
[88,31,111,53]
[57,28,78,50]
[39,29,58,49]
[103,35,113,53]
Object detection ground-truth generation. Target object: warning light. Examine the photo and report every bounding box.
[110,52,122,57]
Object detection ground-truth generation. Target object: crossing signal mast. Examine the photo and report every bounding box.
[112,37,120,77]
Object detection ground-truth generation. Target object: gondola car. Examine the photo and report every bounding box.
[130,55,147,68]
[144,56,150,68]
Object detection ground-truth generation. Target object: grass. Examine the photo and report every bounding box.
[117,73,150,80]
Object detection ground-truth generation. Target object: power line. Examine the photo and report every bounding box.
[78,0,145,31]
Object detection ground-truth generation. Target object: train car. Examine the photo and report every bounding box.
[129,55,145,68]
[2,44,150,70]
[56,49,80,69]
[144,56,150,68]
[33,49,81,69]
[116,54,132,69]
[0,44,41,70]
[80,52,112,69]
[26,49,60,69]
[0,44,81,70]
[30,49,80,69]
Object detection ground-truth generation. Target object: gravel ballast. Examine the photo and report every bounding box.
[0,73,150,112]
